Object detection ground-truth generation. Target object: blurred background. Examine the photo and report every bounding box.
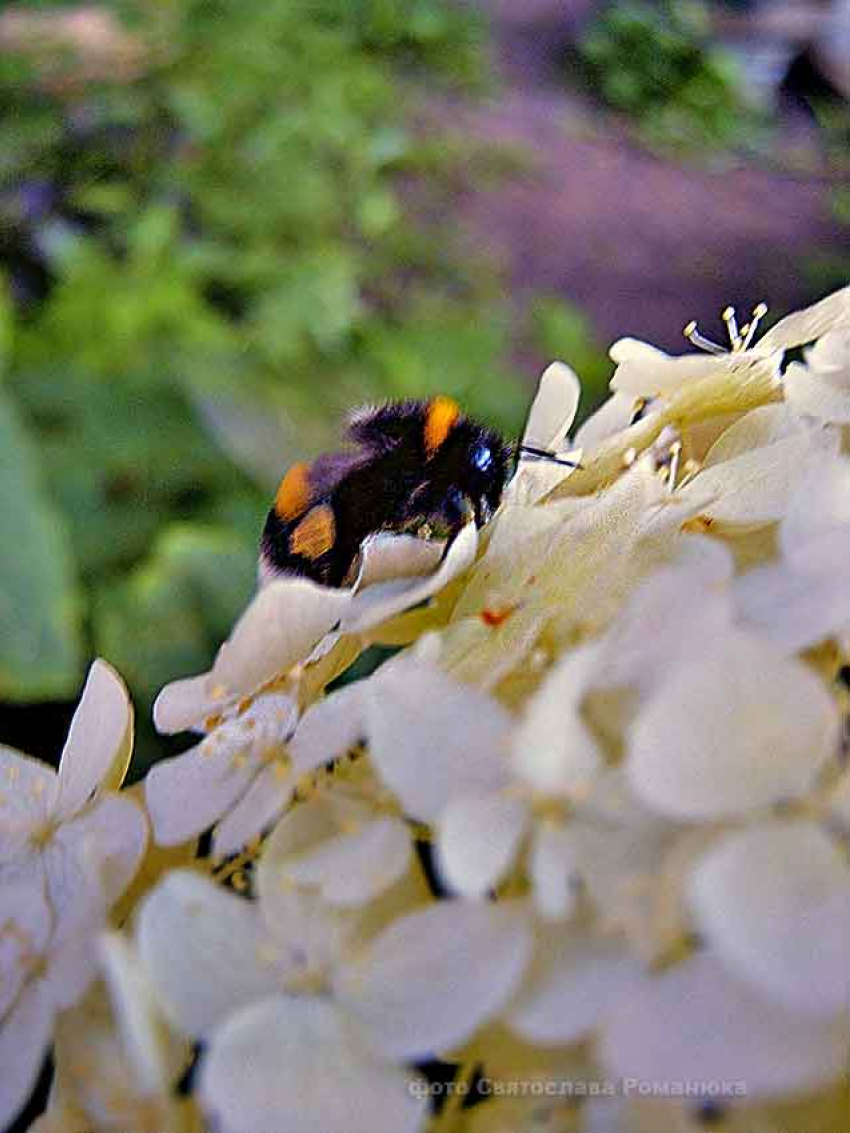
[0,0,847,772]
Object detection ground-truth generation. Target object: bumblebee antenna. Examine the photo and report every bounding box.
[518,444,583,469]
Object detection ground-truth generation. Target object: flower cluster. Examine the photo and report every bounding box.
[5,285,850,1133]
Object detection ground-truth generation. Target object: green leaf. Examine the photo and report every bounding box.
[0,387,82,699]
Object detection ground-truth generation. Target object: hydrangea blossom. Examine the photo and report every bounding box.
[8,284,850,1133]
[0,661,146,1129]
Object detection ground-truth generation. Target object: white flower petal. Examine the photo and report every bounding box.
[137,870,278,1037]
[701,404,797,467]
[687,822,850,1018]
[280,816,412,908]
[211,762,296,859]
[758,283,850,352]
[805,325,850,372]
[0,747,58,864]
[364,660,513,823]
[144,735,257,847]
[56,660,132,815]
[355,532,446,589]
[289,683,366,775]
[506,925,640,1045]
[785,359,850,424]
[154,581,351,733]
[200,997,426,1133]
[780,456,850,564]
[573,391,637,449]
[600,954,848,1099]
[336,900,532,1060]
[511,645,603,795]
[610,345,719,397]
[529,821,579,921]
[0,978,55,1131]
[100,933,173,1097]
[681,426,835,527]
[734,562,850,654]
[437,792,529,900]
[342,523,478,637]
[627,633,840,819]
[55,792,147,907]
[521,361,580,452]
[0,881,52,1017]
[599,567,732,696]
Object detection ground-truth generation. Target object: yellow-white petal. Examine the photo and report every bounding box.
[573,390,638,449]
[200,997,427,1133]
[513,641,606,795]
[335,900,532,1060]
[55,791,148,907]
[506,924,640,1045]
[600,954,848,1099]
[437,791,529,900]
[680,425,835,527]
[780,456,850,566]
[687,822,850,1018]
[529,820,579,921]
[626,633,839,819]
[0,746,58,863]
[758,283,850,352]
[276,815,412,908]
[99,933,174,1097]
[364,660,513,823]
[342,522,478,637]
[610,342,719,397]
[144,739,256,847]
[210,762,296,859]
[154,580,351,733]
[288,683,366,775]
[734,561,850,654]
[0,978,55,1131]
[785,358,850,424]
[56,659,133,816]
[137,870,278,1037]
[521,361,581,452]
[355,532,446,588]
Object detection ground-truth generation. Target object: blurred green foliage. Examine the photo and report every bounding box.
[576,0,764,152]
[1,0,545,758]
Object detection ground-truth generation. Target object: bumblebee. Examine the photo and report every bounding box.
[260,396,512,587]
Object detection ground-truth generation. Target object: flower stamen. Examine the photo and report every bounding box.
[683,320,725,354]
[684,302,768,354]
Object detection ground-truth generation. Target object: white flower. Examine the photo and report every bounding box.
[625,631,840,819]
[145,690,300,856]
[137,869,531,1133]
[0,882,105,1129]
[610,285,850,399]
[46,933,189,1133]
[600,953,849,1099]
[686,821,850,1019]
[260,785,412,909]
[505,361,582,505]
[503,919,641,1047]
[736,457,850,653]
[673,404,838,529]
[784,328,850,424]
[0,659,144,909]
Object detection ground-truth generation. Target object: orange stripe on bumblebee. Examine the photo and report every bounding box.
[289,504,336,561]
[423,396,460,458]
[275,462,312,521]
